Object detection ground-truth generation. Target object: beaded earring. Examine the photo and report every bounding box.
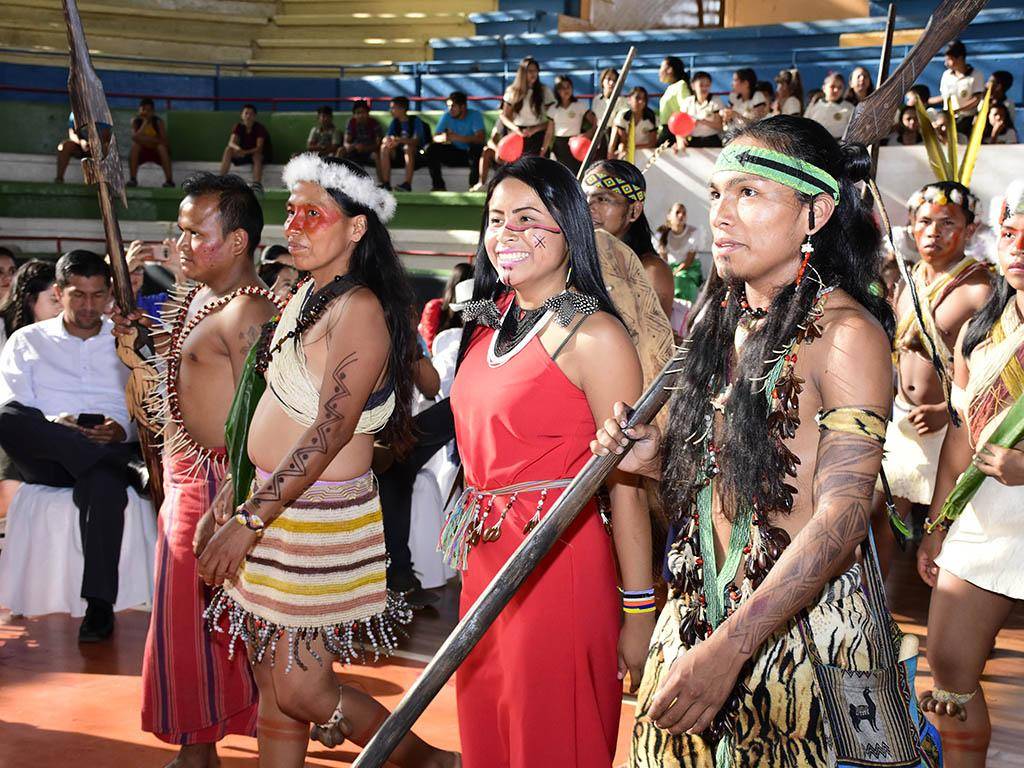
[796,206,817,286]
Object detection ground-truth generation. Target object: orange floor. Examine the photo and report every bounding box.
[2,551,1023,767]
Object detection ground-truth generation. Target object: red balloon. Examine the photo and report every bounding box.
[497,133,524,163]
[668,111,695,138]
[568,134,591,162]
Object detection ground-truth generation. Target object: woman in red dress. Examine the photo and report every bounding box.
[442,156,654,767]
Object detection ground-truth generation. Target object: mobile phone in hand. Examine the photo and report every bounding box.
[77,413,105,428]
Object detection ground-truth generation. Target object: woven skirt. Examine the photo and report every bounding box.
[205,470,411,670]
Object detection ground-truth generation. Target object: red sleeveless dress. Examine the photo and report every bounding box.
[450,322,621,768]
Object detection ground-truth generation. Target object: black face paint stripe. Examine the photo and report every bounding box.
[737,150,836,198]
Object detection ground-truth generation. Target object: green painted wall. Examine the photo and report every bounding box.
[0,181,484,230]
[0,101,500,162]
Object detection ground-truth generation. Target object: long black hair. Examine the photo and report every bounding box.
[0,259,56,335]
[319,157,416,455]
[586,158,656,258]
[457,155,620,364]
[662,115,893,521]
[963,278,1016,357]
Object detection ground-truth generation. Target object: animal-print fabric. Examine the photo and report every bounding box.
[631,566,875,767]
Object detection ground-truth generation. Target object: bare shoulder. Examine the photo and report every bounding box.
[324,285,388,341]
[219,290,279,324]
[573,311,638,369]
[956,268,994,309]
[811,290,893,404]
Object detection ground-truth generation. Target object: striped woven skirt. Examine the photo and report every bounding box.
[205,470,411,670]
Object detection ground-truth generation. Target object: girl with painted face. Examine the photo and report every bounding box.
[198,155,458,768]
[917,180,1024,764]
[448,156,651,767]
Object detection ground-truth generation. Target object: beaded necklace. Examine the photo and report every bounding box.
[666,284,834,743]
[254,274,356,374]
[160,283,287,473]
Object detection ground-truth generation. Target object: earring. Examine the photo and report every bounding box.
[565,262,573,288]
[795,236,814,286]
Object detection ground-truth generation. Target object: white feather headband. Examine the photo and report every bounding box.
[282,153,397,223]
[1002,179,1024,222]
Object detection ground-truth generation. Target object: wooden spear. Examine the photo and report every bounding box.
[576,46,637,180]
[63,0,164,507]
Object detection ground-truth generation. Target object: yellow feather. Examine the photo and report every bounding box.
[945,99,959,181]
[915,98,950,181]
[960,83,992,187]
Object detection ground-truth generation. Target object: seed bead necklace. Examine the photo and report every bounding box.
[162,283,287,470]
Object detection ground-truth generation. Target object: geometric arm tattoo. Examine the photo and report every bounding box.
[723,431,880,657]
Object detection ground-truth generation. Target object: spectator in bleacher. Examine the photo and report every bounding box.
[340,99,382,173]
[584,158,674,319]
[804,72,854,139]
[472,121,508,192]
[610,87,659,160]
[128,97,174,189]
[218,104,270,193]
[721,67,768,129]
[417,261,472,351]
[0,250,142,643]
[0,247,16,307]
[892,104,923,146]
[679,71,724,148]
[932,39,986,137]
[846,65,875,105]
[806,88,825,107]
[984,102,1019,144]
[655,202,707,304]
[548,75,595,174]
[380,95,430,192]
[772,68,804,116]
[425,90,485,191]
[989,70,1016,117]
[306,105,341,157]
[754,80,774,108]
[656,56,691,146]
[55,112,90,184]
[591,66,628,160]
[474,56,556,191]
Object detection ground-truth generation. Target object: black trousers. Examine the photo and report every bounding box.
[425,142,483,188]
[378,397,456,587]
[0,401,140,604]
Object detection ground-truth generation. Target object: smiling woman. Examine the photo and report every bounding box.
[447,157,652,768]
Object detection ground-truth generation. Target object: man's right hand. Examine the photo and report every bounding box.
[109,303,148,336]
[917,529,945,587]
[193,509,218,558]
[590,401,662,479]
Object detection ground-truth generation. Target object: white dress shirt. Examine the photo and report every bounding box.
[0,314,134,439]
[804,99,855,138]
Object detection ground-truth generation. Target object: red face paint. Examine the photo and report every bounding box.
[285,203,343,237]
[503,222,562,234]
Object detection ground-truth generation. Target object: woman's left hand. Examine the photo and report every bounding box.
[197,515,259,587]
[618,612,656,693]
[973,443,1024,486]
[644,631,747,735]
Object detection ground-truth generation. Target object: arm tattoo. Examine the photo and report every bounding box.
[239,324,262,357]
[248,351,358,513]
[723,431,878,656]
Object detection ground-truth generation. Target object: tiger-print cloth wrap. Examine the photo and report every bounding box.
[631,565,876,767]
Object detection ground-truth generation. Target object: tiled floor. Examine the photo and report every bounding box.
[1,551,1022,766]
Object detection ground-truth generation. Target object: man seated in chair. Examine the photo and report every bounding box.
[0,250,143,643]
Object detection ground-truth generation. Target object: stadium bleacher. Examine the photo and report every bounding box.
[0,0,1022,269]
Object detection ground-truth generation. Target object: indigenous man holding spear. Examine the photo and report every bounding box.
[62,3,282,765]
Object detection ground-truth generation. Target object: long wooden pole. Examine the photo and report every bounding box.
[867,3,897,180]
[576,46,637,180]
[352,344,684,768]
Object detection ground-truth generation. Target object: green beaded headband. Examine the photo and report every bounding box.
[714,144,840,203]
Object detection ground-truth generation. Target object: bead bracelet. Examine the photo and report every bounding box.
[620,587,657,614]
